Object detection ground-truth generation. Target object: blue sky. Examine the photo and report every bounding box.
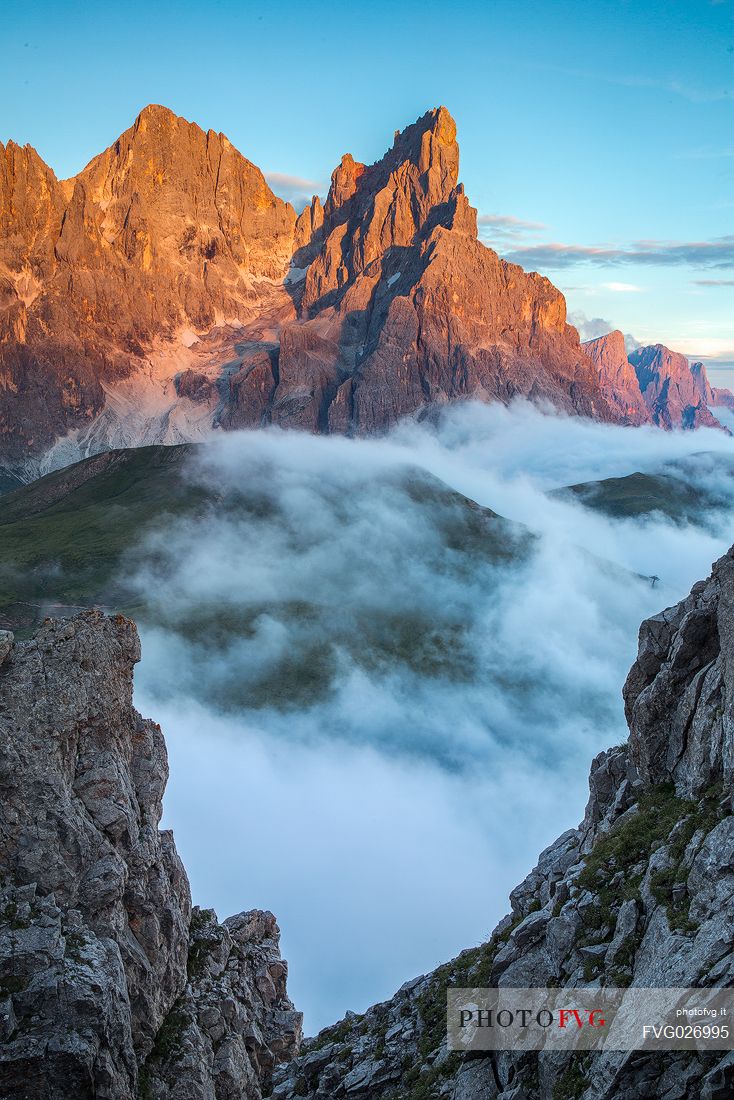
[3,0,733,371]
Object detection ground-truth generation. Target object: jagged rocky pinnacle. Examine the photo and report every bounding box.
[0,611,301,1099]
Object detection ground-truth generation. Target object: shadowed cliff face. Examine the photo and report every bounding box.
[630,344,725,431]
[0,611,301,1100]
[2,105,638,482]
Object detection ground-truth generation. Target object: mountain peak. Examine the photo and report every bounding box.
[125,104,202,148]
[136,101,177,119]
[582,334,728,429]
[583,329,626,355]
[690,360,713,403]
[629,343,724,430]
[629,342,689,377]
[425,104,457,142]
[400,104,456,141]
[324,152,366,218]
[127,104,231,149]
[389,105,459,189]
[582,330,651,425]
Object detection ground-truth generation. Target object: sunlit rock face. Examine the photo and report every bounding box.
[629,343,725,430]
[0,611,301,1100]
[2,105,639,486]
[0,105,298,478]
[583,331,733,432]
[581,330,651,425]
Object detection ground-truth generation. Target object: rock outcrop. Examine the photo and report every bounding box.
[270,549,734,1099]
[0,611,300,1099]
[143,908,301,1100]
[262,108,622,434]
[581,330,651,426]
[629,344,725,430]
[2,105,646,485]
[583,332,732,431]
[691,361,734,413]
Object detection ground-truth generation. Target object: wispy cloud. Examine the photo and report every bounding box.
[477,213,547,241]
[694,278,734,286]
[478,222,734,276]
[503,236,734,270]
[567,310,614,342]
[567,309,642,351]
[264,170,326,211]
[128,406,734,1028]
[667,337,734,360]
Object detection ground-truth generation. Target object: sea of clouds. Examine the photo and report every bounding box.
[129,400,734,1032]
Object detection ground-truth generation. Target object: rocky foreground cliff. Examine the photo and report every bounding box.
[269,549,734,1100]
[5,104,722,488]
[0,612,301,1099]
[2,544,734,1099]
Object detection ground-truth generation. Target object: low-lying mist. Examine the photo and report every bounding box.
[128,401,734,1031]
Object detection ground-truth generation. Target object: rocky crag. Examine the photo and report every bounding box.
[264,107,618,435]
[2,105,645,487]
[270,548,734,1100]
[0,611,301,1099]
[584,331,732,431]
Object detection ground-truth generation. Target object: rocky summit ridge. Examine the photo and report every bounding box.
[2,104,712,489]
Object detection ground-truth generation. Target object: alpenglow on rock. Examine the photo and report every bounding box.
[2,105,647,487]
[0,611,301,1099]
[582,331,733,431]
[269,549,734,1100]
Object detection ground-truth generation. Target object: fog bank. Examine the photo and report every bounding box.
[130,402,734,1030]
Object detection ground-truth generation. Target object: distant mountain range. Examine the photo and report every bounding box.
[582,329,733,430]
[1,105,731,488]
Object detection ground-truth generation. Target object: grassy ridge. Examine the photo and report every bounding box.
[0,445,205,631]
[553,453,734,524]
[0,443,522,652]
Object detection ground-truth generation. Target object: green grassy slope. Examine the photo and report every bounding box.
[552,453,734,525]
[0,446,205,631]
